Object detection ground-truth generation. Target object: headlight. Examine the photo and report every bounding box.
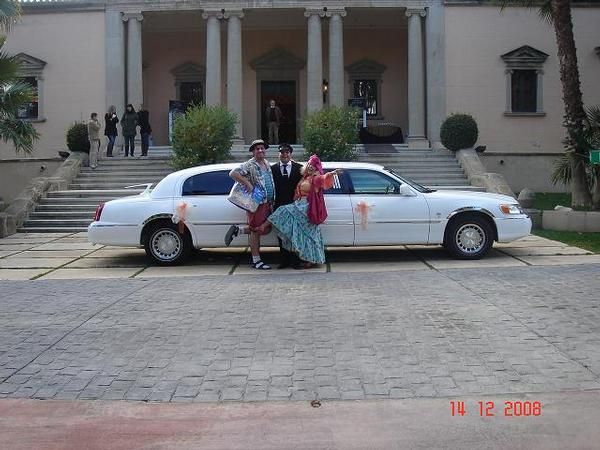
[499,204,523,215]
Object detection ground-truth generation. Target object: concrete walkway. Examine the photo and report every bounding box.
[0,232,599,280]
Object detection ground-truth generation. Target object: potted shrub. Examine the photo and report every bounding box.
[440,113,478,152]
[171,105,237,169]
[66,122,90,153]
[303,107,359,161]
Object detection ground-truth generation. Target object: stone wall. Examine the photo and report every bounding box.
[0,158,64,203]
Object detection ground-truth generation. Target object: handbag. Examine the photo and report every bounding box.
[307,184,328,225]
[227,182,266,213]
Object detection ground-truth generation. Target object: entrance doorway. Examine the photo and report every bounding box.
[260,81,296,144]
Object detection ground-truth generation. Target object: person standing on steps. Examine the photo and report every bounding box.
[137,104,152,157]
[104,105,119,157]
[87,112,102,169]
[271,143,302,269]
[265,99,283,145]
[121,104,138,157]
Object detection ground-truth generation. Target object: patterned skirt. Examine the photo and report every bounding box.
[267,198,325,264]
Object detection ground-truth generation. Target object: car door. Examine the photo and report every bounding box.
[347,169,430,245]
[320,170,354,246]
[179,170,250,247]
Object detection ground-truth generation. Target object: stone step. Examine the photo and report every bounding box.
[29,211,95,219]
[78,170,172,177]
[69,183,157,190]
[17,226,89,233]
[392,168,465,175]
[418,179,472,185]
[46,189,144,198]
[34,204,99,212]
[20,219,94,227]
[428,185,485,191]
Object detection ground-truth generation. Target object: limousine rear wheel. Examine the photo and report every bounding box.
[445,215,493,260]
[144,222,191,265]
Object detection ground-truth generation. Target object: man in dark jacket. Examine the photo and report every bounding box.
[265,99,283,145]
[271,143,302,269]
[137,104,152,157]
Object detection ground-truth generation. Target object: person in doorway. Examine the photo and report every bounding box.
[87,112,102,169]
[268,154,341,269]
[104,105,119,157]
[271,143,302,269]
[137,104,152,157]
[265,99,283,145]
[224,139,275,270]
[121,104,138,157]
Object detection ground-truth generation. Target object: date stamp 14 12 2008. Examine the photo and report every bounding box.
[450,400,542,417]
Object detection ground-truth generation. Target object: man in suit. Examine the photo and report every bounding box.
[271,143,303,269]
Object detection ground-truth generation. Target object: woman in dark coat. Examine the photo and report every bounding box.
[104,105,119,157]
[121,104,138,157]
[137,104,152,157]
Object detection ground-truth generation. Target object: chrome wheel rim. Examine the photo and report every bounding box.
[455,223,485,254]
[151,229,181,261]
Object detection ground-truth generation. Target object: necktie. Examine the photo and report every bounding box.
[282,164,288,177]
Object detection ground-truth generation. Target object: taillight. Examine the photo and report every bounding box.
[94,203,105,221]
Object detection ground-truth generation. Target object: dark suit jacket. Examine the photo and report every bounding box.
[271,161,302,210]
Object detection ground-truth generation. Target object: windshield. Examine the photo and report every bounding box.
[384,167,436,193]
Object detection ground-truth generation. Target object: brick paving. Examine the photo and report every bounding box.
[1,264,599,403]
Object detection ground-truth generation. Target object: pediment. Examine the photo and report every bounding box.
[345,59,387,78]
[15,53,46,75]
[501,45,549,67]
[250,48,305,71]
[170,62,206,81]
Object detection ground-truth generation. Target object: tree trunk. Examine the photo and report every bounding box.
[551,0,592,208]
[592,166,600,210]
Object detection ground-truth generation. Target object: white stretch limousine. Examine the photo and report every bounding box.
[88,162,532,265]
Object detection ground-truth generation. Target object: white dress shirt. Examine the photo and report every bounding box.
[280,162,291,177]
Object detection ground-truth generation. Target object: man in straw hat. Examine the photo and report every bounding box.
[224,139,275,270]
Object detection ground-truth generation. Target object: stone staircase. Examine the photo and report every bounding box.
[18,156,173,233]
[18,145,479,233]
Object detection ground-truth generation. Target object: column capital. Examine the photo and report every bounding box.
[202,10,224,20]
[325,8,347,18]
[304,8,326,18]
[223,10,244,19]
[121,12,143,22]
[405,8,427,18]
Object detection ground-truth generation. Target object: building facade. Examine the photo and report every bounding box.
[3,1,600,190]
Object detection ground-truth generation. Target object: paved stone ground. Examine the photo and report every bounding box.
[1,232,600,280]
[1,264,599,403]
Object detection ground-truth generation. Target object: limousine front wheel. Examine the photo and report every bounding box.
[445,215,493,260]
[144,222,191,265]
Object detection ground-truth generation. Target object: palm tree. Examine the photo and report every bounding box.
[0,0,39,154]
[501,0,592,209]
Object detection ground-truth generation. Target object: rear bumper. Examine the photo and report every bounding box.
[88,222,141,247]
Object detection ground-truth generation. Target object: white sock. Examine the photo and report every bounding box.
[252,255,261,264]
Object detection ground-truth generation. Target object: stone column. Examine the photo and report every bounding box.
[122,12,144,108]
[326,8,346,107]
[406,8,428,147]
[105,10,125,115]
[425,2,446,148]
[305,8,325,113]
[203,10,223,106]
[225,10,244,139]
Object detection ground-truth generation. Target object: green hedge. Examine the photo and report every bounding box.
[171,105,237,169]
[303,107,359,161]
[440,113,478,152]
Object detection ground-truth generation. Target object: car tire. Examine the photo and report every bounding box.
[444,215,493,260]
[144,222,191,265]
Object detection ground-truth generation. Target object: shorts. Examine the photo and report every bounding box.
[247,202,272,235]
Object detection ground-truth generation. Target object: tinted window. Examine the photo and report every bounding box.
[323,169,346,195]
[347,169,400,195]
[511,70,537,113]
[182,171,234,196]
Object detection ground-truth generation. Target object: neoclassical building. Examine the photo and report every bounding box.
[3,0,600,189]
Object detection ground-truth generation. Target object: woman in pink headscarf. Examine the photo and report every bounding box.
[267,154,341,268]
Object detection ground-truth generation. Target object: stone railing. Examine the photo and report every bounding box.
[455,148,516,198]
[0,153,85,237]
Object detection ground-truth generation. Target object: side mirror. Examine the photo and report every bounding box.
[399,184,415,196]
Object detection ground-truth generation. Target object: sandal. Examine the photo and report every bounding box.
[251,260,271,270]
[224,225,239,247]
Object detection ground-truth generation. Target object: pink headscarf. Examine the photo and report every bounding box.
[307,154,324,175]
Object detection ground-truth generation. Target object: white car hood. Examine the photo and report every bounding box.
[425,190,517,204]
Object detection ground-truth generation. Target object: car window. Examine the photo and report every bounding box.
[182,170,234,196]
[323,169,346,195]
[347,169,400,195]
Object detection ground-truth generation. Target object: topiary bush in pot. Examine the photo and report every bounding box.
[440,113,478,152]
[171,104,237,169]
[66,122,90,153]
[303,106,359,161]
